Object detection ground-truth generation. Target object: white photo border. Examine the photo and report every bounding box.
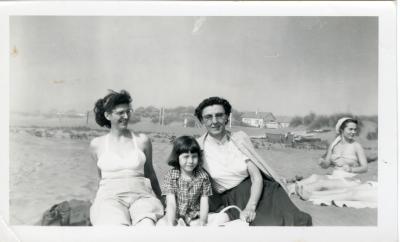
[0,1,396,242]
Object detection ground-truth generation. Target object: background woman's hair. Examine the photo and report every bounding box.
[339,118,359,134]
[93,89,132,128]
[167,136,203,169]
[194,96,232,122]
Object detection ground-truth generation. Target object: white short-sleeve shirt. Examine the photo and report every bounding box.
[203,135,250,193]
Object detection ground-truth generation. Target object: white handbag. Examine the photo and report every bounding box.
[217,205,249,227]
[190,205,249,226]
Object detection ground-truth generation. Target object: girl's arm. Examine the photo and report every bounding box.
[165,194,177,226]
[349,143,368,173]
[241,160,263,223]
[142,134,162,200]
[199,196,209,226]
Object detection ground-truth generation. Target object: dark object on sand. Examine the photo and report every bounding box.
[41,199,92,226]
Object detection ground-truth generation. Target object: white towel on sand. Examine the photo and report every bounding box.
[310,181,378,208]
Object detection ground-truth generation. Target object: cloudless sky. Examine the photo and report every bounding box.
[10,16,378,116]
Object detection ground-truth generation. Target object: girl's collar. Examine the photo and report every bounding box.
[170,167,207,180]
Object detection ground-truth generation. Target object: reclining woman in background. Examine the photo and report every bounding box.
[89,90,164,226]
[294,117,377,204]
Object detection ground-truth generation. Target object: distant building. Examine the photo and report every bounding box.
[241,112,276,128]
[275,116,291,129]
[265,121,280,129]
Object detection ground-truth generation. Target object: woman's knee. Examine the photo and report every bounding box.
[310,174,326,182]
[135,217,155,226]
[130,197,164,225]
[90,201,131,225]
[155,215,168,226]
[296,211,313,226]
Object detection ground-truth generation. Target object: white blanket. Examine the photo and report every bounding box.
[310,181,378,208]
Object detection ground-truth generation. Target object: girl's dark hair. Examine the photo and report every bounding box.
[339,118,359,134]
[167,136,203,170]
[194,96,232,122]
[93,89,132,128]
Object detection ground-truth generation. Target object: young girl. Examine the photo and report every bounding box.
[161,136,212,226]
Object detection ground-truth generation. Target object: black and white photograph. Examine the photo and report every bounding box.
[0,2,397,242]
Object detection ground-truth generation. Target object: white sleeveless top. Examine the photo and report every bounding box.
[97,132,147,179]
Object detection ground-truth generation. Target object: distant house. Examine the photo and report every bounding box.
[265,121,280,129]
[275,116,291,129]
[241,112,276,128]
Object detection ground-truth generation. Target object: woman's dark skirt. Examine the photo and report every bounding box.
[209,176,312,226]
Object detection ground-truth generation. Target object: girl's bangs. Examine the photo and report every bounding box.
[177,141,200,155]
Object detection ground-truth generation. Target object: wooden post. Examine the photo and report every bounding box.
[161,107,165,126]
[159,108,162,125]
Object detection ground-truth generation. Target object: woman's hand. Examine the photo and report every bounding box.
[332,159,346,167]
[341,164,352,172]
[240,207,256,223]
[318,158,330,169]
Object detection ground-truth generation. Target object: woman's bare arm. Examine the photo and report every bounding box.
[319,143,334,168]
[142,134,162,200]
[351,143,368,173]
[89,138,101,200]
[89,138,101,178]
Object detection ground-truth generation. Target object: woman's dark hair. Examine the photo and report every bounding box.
[339,118,359,134]
[167,136,203,170]
[194,96,232,122]
[93,89,132,128]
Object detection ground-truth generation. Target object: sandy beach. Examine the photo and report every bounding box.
[9,119,378,226]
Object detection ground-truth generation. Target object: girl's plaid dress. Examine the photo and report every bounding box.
[162,168,212,224]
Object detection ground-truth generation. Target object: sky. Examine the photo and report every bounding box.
[10,16,378,116]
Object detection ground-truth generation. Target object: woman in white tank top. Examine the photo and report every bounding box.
[89,90,164,226]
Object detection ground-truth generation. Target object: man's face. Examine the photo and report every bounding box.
[201,104,227,139]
